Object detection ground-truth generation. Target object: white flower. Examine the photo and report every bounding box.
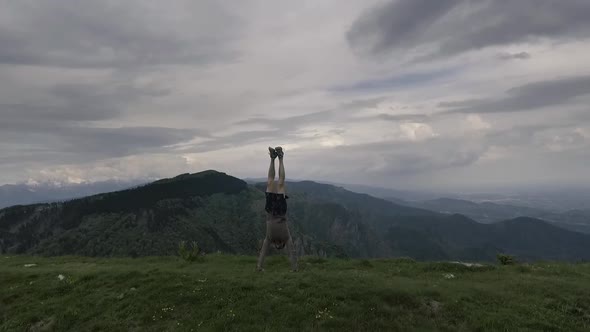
[57,274,65,281]
[443,273,455,279]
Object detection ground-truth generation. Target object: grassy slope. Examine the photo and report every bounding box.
[1,255,590,332]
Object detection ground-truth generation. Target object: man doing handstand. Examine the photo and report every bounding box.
[256,146,298,272]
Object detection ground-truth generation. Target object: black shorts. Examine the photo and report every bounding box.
[265,192,288,216]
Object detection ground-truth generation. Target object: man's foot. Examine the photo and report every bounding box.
[268,147,277,159]
[256,266,265,272]
[275,146,284,159]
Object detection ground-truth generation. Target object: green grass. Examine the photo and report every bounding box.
[1,255,590,331]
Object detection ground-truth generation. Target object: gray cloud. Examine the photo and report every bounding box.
[0,72,204,163]
[484,122,589,151]
[374,113,431,123]
[347,0,459,56]
[571,109,590,122]
[348,0,590,60]
[0,1,588,191]
[484,124,549,147]
[237,110,335,129]
[288,115,590,190]
[60,126,204,157]
[365,141,483,175]
[236,97,388,129]
[440,75,590,113]
[290,136,488,183]
[0,0,240,183]
[0,0,241,68]
[497,52,532,60]
[1,78,172,133]
[0,103,118,126]
[181,129,286,154]
[0,125,204,165]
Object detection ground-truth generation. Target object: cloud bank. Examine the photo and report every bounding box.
[1,0,589,191]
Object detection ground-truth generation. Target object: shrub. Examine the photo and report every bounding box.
[178,241,202,262]
[497,254,516,265]
[358,259,374,268]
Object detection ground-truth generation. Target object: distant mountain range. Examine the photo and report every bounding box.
[393,197,590,234]
[2,170,590,262]
[335,183,590,212]
[314,182,590,234]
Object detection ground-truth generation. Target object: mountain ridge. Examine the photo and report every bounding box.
[2,170,590,262]
[407,197,590,234]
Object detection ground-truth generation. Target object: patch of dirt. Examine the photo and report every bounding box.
[424,300,442,316]
[28,316,55,332]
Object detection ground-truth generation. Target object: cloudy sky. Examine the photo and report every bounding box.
[1,0,589,191]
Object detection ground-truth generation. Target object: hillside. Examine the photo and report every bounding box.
[386,215,590,262]
[2,170,590,262]
[549,209,590,234]
[2,255,590,331]
[0,171,274,257]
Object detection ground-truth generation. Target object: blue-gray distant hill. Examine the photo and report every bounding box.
[407,197,590,234]
[0,180,147,209]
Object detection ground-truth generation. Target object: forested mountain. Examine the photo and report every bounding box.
[2,170,590,262]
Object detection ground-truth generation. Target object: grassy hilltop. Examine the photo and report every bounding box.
[1,255,590,331]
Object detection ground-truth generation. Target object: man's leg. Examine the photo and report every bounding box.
[276,147,286,194]
[259,147,277,271]
[257,237,270,271]
[275,147,295,270]
[267,147,277,193]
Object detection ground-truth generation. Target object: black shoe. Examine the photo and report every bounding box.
[268,147,277,159]
[275,146,284,159]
